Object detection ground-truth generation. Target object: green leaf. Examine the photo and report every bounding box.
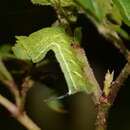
[74,0,123,25]
[99,0,122,25]
[0,44,15,58]
[31,0,51,5]
[75,0,104,22]
[113,0,130,26]
[13,25,96,95]
[59,0,76,7]
[106,23,129,39]
[31,0,76,7]
[108,3,122,25]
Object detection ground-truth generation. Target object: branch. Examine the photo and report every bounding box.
[97,26,130,61]
[107,33,129,60]
[0,54,42,130]
[20,77,33,110]
[0,57,14,82]
[109,62,130,104]
[72,43,102,103]
[0,94,41,130]
[95,62,130,130]
[2,80,21,107]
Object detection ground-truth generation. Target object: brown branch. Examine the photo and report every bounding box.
[108,62,130,104]
[20,77,33,110]
[0,77,42,130]
[107,33,129,60]
[72,43,102,104]
[95,62,130,130]
[0,94,41,130]
[97,26,130,61]
[71,25,130,130]
[95,103,110,130]
[2,80,21,107]
[0,57,14,82]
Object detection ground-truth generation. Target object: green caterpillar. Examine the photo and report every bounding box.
[13,25,95,95]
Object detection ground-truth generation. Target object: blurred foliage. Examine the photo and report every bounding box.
[31,0,130,39]
[113,0,130,27]
[0,44,14,58]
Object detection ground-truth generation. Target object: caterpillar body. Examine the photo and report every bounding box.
[13,25,95,95]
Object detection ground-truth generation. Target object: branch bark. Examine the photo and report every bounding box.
[0,94,41,130]
[72,43,102,104]
[109,62,130,104]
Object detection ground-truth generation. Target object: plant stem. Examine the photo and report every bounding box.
[20,77,33,110]
[17,112,41,130]
[0,57,14,82]
[107,34,129,60]
[109,62,130,104]
[97,25,130,61]
[72,43,102,103]
[2,80,21,107]
[0,94,41,130]
[95,103,110,130]
[95,62,130,130]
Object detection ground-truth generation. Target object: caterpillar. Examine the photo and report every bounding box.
[13,25,95,95]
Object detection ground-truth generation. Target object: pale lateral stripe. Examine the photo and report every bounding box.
[72,71,83,78]
[53,42,77,90]
[34,42,77,91]
[69,59,79,67]
[63,47,73,55]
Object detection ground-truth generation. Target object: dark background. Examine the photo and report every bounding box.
[0,0,130,130]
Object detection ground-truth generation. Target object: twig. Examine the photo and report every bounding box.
[0,54,42,130]
[95,62,130,130]
[0,77,42,130]
[109,62,130,104]
[0,57,14,82]
[94,24,130,129]
[0,94,41,130]
[2,80,21,107]
[95,103,110,130]
[97,25,130,61]
[20,77,33,110]
[107,33,129,60]
[71,43,102,104]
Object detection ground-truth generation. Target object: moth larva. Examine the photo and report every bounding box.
[13,26,95,95]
